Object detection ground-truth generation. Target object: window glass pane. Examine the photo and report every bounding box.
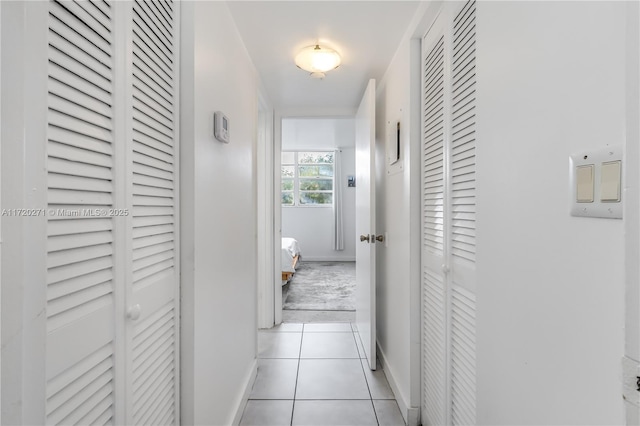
[299,192,333,205]
[281,166,295,177]
[298,165,319,177]
[282,192,294,205]
[299,179,332,191]
[319,165,333,177]
[281,152,295,164]
[299,152,334,164]
[282,179,294,191]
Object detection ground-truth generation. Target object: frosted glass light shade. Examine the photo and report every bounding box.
[295,45,341,78]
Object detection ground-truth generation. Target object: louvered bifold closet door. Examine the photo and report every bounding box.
[421,16,448,426]
[129,1,179,425]
[421,1,477,425]
[449,1,477,424]
[46,1,117,424]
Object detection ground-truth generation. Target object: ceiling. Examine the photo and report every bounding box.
[226,1,421,111]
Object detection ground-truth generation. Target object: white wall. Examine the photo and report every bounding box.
[475,2,626,424]
[180,2,263,424]
[281,118,356,261]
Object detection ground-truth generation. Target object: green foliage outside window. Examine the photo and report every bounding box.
[281,151,334,206]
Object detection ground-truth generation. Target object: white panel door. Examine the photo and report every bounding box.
[355,79,377,370]
[421,1,477,425]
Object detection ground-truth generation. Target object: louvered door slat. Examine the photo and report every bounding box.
[132,6,173,64]
[132,25,172,77]
[133,205,174,217]
[134,88,173,123]
[89,0,111,19]
[133,97,173,130]
[49,37,111,92]
[49,78,112,119]
[48,128,113,160]
[133,151,173,173]
[49,2,111,55]
[132,47,173,98]
[133,136,174,163]
[133,75,173,115]
[134,1,172,48]
[149,0,172,27]
[49,31,112,83]
[55,0,111,43]
[146,1,173,34]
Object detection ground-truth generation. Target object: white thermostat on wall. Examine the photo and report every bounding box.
[214,111,230,143]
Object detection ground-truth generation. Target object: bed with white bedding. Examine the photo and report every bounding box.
[282,237,301,282]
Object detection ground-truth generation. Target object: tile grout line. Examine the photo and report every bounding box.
[351,326,381,426]
[289,324,306,426]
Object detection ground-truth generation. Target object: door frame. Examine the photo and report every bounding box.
[256,92,276,329]
[624,0,640,422]
[262,108,356,326]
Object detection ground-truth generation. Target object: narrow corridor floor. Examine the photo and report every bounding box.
[239,323,406,426]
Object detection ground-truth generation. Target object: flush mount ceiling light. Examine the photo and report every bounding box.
[294,44,341,79]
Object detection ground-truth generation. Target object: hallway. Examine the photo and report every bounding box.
[240,323,405,425]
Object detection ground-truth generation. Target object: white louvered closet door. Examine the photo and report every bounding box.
[127,1,179,424]
[46,1,117,424]
[44,1,179,424]
[421,1,477,425]
[421,12,448,426]
[449,2,477,423]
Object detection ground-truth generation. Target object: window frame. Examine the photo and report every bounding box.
[281,150,335,208]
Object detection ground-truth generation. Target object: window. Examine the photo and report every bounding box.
[282,151,334,206]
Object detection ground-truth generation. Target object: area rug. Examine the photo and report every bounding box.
[283,261,355,311]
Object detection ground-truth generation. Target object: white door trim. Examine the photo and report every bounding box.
[257,91,275,329]
[269,109,356,326]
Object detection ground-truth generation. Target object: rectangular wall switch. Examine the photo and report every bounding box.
[570,146,622,219]
[576,165,594,203]
[600,160,621,202]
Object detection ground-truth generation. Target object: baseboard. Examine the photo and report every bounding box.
[231,359,258,426]
[302,256,356,262]
[377,344,420,426]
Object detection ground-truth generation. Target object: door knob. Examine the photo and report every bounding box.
[375,234,384,242]
[127,304,141,321]
[360,234,370,242]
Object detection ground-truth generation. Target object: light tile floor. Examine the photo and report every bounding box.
[240,323,406,426]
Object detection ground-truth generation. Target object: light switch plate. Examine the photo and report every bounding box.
[570,146,622,219]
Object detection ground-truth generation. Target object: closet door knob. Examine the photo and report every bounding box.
[127,304,141,321]
[360,234,370,242]
[375,234,384,242]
